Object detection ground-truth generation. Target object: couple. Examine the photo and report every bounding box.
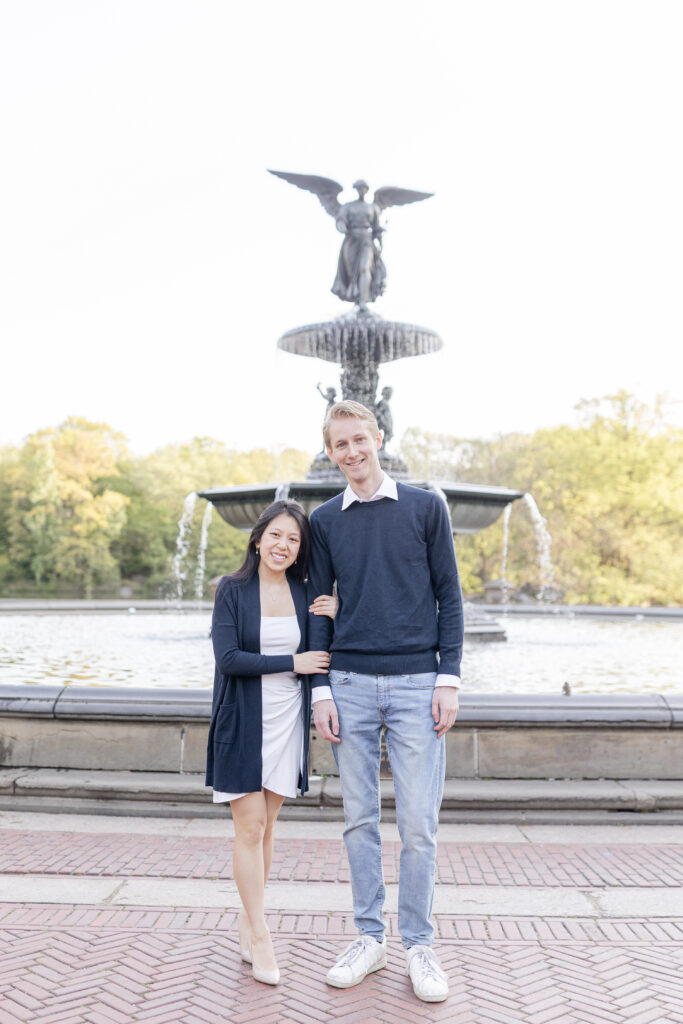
[206,399,463,1003]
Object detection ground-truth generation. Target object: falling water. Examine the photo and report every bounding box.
[500,503,512,604]
[522,493,556,601]
[172,492,197,604]
[194,501,213,603]
[275,483,291,501]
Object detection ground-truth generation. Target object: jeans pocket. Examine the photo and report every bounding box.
[329,670,352,685]
[406,672,437,689]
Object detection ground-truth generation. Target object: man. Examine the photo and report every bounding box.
[307,400,463,1003]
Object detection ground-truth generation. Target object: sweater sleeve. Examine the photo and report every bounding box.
[306,510,335,692]
[426,494,464,678]
[212,580,295,677]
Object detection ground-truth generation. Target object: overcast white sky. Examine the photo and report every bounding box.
[2,0,682,457]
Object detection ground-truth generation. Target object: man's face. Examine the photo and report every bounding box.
[326,417,382,486]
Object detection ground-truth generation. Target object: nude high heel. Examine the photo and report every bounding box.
[250,930,280,985]
[237,911,252,964]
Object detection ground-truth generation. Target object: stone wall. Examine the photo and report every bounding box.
[2,685,683,780]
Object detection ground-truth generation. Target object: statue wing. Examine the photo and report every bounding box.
[373,186,434,211]
[267,169,344,218]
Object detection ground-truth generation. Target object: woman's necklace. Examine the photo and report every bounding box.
[260,577,288,604]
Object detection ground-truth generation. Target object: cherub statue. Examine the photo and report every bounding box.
[316,383,337,414]
[316,383,337,453]
[268,171,433,311]
[375,386,394,449]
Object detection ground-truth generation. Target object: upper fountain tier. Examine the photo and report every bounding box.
[278,308,443,366]
[279,308,443,480]
[200,171,524,546]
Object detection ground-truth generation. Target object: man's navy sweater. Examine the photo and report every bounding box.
[307,482,464,688]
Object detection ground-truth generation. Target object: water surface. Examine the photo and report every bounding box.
[0,613,681,694]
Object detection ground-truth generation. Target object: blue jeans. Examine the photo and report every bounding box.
[329,669,445,949]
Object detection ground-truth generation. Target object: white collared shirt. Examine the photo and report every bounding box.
[312,473,461,702]
[341,472,398,509]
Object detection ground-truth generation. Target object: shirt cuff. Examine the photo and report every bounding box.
[312,686,333,703]
[435,674,460,689]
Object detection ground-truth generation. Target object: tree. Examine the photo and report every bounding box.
[0,445,20,585]
[109,438,312,596]
[6,395,678,605]
[0,427,314,597]
[6,419,130,596]
[401,393,683,605]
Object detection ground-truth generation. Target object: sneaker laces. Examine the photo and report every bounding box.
[411,948,446,982]
[335,937,375,968]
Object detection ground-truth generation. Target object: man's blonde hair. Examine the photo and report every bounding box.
[323,400,380,448]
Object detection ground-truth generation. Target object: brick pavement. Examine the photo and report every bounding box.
[2,830,683,888]
[3,821,683,1022]
[1,907,683,1023]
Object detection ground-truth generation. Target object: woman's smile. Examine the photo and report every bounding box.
[256,513,301,575]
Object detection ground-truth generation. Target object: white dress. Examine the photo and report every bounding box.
[212,615,303,803]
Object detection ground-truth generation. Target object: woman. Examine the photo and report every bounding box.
[205,499,335,985]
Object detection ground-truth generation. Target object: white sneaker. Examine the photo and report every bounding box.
[326,935,387,988]
[406,945,449,1002]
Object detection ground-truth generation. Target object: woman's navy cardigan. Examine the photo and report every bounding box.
[205,571,312,797]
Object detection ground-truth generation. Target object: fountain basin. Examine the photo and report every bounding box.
[198,480,523,534]
[278,311,442,364]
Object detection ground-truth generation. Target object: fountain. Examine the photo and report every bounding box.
[522,494,556,600]
[198,170,524,631]
[171,491,198,604]
[500,503,512,605]
[193,501,213,604]
[483,494,559,606]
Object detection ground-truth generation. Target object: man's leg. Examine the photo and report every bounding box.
[384,672,445,949]
[329,669,386,940]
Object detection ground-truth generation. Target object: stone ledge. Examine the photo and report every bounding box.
[13,768,208,801]
[3,795,683,824]
[3,686,683,782]
[1,684,680,727]
[3,768,683,816]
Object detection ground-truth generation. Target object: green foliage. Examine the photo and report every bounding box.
[402,392,683,605]
[0,424,312,597]
[109,439,311,595]
[1,395,680,604]
[0,445,20,585]
[4,419,130,596]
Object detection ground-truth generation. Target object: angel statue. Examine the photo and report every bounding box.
[268,170,433,311]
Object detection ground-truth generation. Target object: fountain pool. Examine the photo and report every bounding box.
[1,613,681,695]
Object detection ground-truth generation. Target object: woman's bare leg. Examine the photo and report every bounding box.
[262,788,285,883]
[231,792,268,931]
[231,789,284,973]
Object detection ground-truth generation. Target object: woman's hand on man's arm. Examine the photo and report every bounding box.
[308,594,338,619]
[293,650,330,674]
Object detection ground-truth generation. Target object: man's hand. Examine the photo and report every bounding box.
[313,698,341,743]
[432,687,459,739]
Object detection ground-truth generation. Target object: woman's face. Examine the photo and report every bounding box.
[255,513,301,574]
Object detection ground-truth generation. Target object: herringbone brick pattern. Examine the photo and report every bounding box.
[1,830,682,887]
[3,904,683,943]
[1,910,682,1023]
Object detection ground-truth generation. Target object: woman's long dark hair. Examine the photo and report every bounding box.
[230,500,310,584]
